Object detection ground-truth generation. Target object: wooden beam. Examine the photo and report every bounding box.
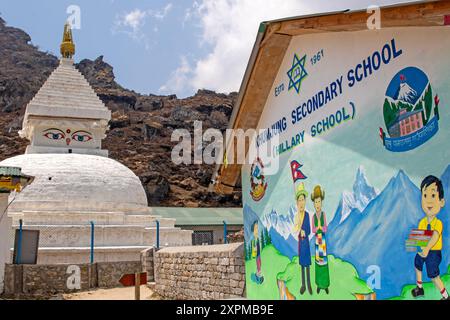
[215,33,291,193]
[276,1,450,36]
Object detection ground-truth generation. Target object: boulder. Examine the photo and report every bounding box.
[141,172,171,205]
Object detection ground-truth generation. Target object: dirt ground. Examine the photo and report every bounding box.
[63,286,161,300]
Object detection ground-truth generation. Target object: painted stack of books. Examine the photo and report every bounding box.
[405,229,433,252]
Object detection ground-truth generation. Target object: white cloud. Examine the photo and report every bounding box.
[166,0,414,96]
[152,3,174,21]
[165,0,313,95]
[159,55,192,94]
[123,9,147,33]
[183,1,200,27]
[112,4,174,47]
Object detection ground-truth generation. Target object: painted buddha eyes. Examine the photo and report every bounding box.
[43,129,65,140]
[43,129,93,143]
[72,131,93,142]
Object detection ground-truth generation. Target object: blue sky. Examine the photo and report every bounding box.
[1,0,413,98]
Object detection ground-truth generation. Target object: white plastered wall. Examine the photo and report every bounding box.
[0,193,12,294]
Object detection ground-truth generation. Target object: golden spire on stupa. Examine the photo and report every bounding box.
[60,22,75,59]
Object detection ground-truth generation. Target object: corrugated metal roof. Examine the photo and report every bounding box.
[0,166,22,176]
[151,207,243,226]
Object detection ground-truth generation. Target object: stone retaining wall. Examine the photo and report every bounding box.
[3,261,141,295]
[97,261,142,288]
[154,243,245,300]
[140,247,155,282]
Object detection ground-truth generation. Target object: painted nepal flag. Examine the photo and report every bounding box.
[290,160,307,182]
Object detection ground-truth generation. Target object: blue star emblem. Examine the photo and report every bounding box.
[287,54,308,94]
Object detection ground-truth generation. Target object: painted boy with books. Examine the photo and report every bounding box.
[411,176,449,300]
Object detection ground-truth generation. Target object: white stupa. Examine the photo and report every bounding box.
[0,23,191,264]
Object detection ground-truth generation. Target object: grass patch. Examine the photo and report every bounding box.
[392,265,450,300]
[246,244,373,300]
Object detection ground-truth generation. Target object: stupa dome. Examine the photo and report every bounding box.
[0,154,148,213]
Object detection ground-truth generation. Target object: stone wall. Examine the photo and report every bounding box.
[141,247,155,282]
[97,261,141,288]
[3,261,141,295]
[154,243,245,300]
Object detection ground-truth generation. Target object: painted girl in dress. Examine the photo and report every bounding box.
[311,185,330,294]
[293,183,312,295]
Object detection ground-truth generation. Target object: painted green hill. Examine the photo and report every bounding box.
[392,265,450,300]
[245,244,373,300]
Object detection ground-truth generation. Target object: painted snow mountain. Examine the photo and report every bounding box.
[328,169,450,299]
[261,206,299,260]
[395,81,418,104]
[243,203,299,260]
[261,206,296,240]
[328,167,379,254]
[334,167,378,224]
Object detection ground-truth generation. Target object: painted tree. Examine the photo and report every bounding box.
[262,228,267,247]
[423,84,433,124]
[264,228,272,246]
[246,241,253,260]
[244,241,248,260]
[260,230,265,249]
[383,98,396,128]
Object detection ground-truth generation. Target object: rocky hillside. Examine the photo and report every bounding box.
[0,17,241,207]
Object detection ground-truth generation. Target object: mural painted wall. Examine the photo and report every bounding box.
[242,27,450,300]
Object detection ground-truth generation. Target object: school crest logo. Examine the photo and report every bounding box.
[250,158,268,202]
[379,67,441,152]
[287,53,308,94]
